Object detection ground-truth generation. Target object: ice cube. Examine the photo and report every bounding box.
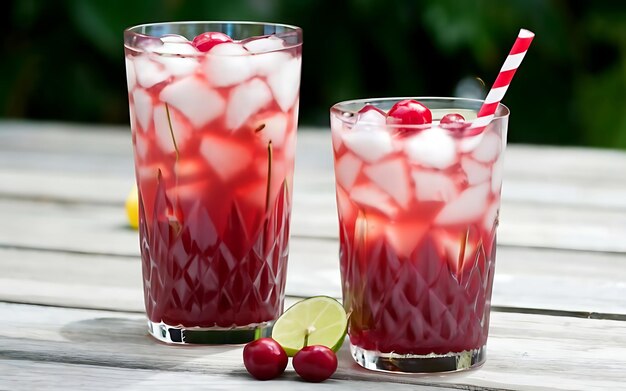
[243,36,285,53]
[472,132,501,163]
[132,88,153,132]
[199,135,253,182]
[172,179,211,201]
[237,179,268,211]
[128,103,137,134]
[404,127,456,169]
[458,132,484,153]
[356,108,386,126]
[267,56,301,112]
[350,185,397,217]
[251,51,291,77]
[159,76,225,128]
[284,125,297,162]
[226,78,272,130]
[411,171,458,202]
[164,58,198,77]
[435,183,490,225]
[153,104,191,154]
[342,129,393,163]
[491,155,504,194]
[204,43,254,87]
[335,153,362,191]
[330,115,344,152]
[363,157,411,208]
[174,158,204,180]
[461,156,491,185]
[385,221,428,258]
[134,133,149,160]
[133,56,170,88]
[255,112,288,148]
[153,41,197,55]
[335,186,356,222]
[136,164,160,182]
[151,38,199,77]
[125,57,136,91]
[354,213,386,242]
[483,202,499,232]
[438,228,480,272]
[160,34,189,44]
[253,158,287,208]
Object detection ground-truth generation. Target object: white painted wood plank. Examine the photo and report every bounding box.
[1,302,624,391]
[2,122,626,211]
[1,242,625,316]
[0,359,436,391]
[300,193,626,253]
[4,121,625,183]
[2,194,626,254]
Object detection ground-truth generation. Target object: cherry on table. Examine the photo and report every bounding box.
[243,338,288,380]
[192,31,232,52]
[386,99,432,128]
[293,345,338,383]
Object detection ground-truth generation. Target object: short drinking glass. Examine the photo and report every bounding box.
[330,97,508,372]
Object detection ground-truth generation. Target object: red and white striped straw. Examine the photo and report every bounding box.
[470,29,535,133]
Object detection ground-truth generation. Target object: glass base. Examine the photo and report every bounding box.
[350,344,486,373]
[147,320,273,345]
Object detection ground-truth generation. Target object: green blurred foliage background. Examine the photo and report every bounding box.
[2,0,625,148]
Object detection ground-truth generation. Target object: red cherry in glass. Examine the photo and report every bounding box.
[440,113,469,132]
[293,345,338,383]
[386,99,432,127]
[243,338,288,380]
[192,31,232,52]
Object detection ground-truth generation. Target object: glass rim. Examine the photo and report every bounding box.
[331,97,510,129]
[124,20,303,55]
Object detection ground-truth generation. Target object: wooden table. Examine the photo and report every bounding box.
[1,121,625,390]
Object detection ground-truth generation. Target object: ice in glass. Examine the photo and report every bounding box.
[124,22,302,344]
[330,98,508,372]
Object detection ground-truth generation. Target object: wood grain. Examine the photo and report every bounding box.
[1,302,624,391]
[2,122,626,211]
[2,195,625,256]
[3,122,626,390]
[1,359,441,391]
[1,241,625,316]
[2,123,626,253]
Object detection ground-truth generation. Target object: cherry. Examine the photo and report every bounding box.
[243,338,288,380]
[293,345,338,383]
[386,99,432,129]
[192,31,232,52]
[440,113,469,132]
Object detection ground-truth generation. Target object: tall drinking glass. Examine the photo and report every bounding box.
[124,22,302,344]
[330,98,508,372]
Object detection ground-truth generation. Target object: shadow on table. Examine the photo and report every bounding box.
[59,316,239,366]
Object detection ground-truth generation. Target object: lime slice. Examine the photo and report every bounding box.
[272,296,347,357]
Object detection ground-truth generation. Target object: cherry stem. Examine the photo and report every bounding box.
[165,103,179,160]
[304,326,315,348]
[265,141,273,213]
[458,228,469,271]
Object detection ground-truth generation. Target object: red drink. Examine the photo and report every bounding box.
[330,98,508,372]
[124,22,302,344]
